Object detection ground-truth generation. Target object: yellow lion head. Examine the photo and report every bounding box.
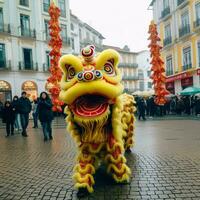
[59,45,123,119]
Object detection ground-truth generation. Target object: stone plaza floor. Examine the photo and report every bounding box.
[0,118,200,200]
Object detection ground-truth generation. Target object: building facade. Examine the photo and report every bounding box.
[0,0,71,102]
[70,12,105,55]
[136,50,152,91]
[103,45,139,94]
[150,0,200,94]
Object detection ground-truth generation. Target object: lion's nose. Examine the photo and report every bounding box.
[77,70,103,82]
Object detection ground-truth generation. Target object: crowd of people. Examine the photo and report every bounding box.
[135,95,200,121]
[0,91,54,142]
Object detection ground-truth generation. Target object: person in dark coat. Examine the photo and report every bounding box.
[137,97,146,121]
[37,92,54,141]
[12,95,22,132]
[18,91,32,137]
[2,101,15,137]
[32,98,39,128]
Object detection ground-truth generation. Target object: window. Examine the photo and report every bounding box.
[198,42,200,67]
[0,43,6,68]
[71,23,74,31]
[46,51,50,68]
[44,20,50,40]
[0,8,3,31]
[93,35,96,43]
[166,56,173,76]
[58,0,66,17]
[195,2,200,21]
[148,82,152,88]
[79,28,82,40]
[20,14,30,36]
[183,46,192,70]
[61,24,67,41]
[163,0,169,9]
[147,70,151,77]
[20,0,29,7]
[43,0,50,12]
[71,38,75,50]
[86,32,90,40]
[165,24,171,39]
[181,11,189,27]
[23,48,32,69]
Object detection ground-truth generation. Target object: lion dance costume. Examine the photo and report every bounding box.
[59,45,136,196]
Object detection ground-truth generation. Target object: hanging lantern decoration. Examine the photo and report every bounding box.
[148,21,169,105]
[47,0,64,112]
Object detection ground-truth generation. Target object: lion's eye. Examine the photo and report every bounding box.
[66,65,76,81]
[104,61,115,76]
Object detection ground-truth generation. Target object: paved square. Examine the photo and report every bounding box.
[0,119,200,200]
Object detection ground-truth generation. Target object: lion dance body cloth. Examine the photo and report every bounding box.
[59,45,136,194]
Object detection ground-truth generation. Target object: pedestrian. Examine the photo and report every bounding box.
[12,96,22,132]
[18,91,32,137]
[137,97,146,121]
[32,98,39,128]
[2,101,15,137]
[37,92,54,142]
[0,100,3,119]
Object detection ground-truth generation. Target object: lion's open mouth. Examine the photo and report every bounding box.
[71,95,109,117]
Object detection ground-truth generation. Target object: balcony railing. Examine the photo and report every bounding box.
[194,18,200,28]
[182,63,192,71]
[163,36,172,46]
[18,61,38,71]
[43,63,50,72]
[43,3,50,12]
[166,70,173,76]
[177,0,186,6]
[161,7,170,19]
[122,75,139,80]
[20,27,36,38]
[0,60,11,70]
[62,37,71,45]
[118,63,138,68]
[179,24,190,37]
[0,24,11,34]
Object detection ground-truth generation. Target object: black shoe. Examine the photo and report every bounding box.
[49,136,53,140]
[5,135,9,137]
[22,134,28,137]
[77,188,89,198]
[125,148,132,153]
[11,133,14,135]
[44,138,48,142]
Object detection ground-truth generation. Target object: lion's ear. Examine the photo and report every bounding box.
[95,49,120,70]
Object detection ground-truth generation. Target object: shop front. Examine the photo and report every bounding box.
[0,80,12,103]
[166,81,175,94]
[181,77,193,89]
[22,81,38,101]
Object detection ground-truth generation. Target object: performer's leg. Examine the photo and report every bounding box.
[73,151,96,196]
[105,134,131,183]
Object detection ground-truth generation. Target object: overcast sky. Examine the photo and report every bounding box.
[69,0,153,52]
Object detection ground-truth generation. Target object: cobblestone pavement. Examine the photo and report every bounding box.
[0,119,200,200]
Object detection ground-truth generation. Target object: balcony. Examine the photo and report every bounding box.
[20,27,36,39]
[43,3,49,12]
[118,63,138,68]
[163,36,172,47]
[177,0,188,8]
[194,18,200,29]
[18,61,38,71]
[0,60,11,70]
[122,75,139,80]
[182,63,192,71]
[166,70,173,76]
[161,7,170,19]
[179,24,190,38]
[62,37,71,46]
[0,24,11,34]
